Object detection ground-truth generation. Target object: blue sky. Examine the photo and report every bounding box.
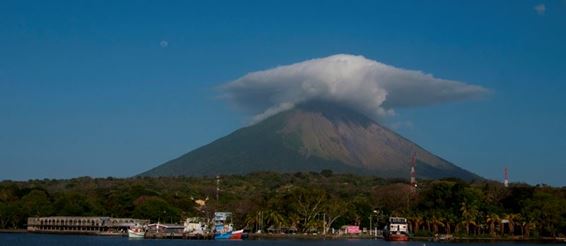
[1,0,565,186]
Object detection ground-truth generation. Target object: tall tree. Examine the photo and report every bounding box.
[290,188,326,232]
[322,197,349,234]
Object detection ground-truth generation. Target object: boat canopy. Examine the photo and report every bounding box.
[389,217,408,224]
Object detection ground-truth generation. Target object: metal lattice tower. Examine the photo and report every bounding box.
[504,167,509,188]
[216,175,220,200]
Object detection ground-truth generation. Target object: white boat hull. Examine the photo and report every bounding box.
[128,229,145,238]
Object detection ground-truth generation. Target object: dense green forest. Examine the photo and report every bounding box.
[0,171,564,238]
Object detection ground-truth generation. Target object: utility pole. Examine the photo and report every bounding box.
[369,215,372,236]
[369,210,378,237]
[407,153,417,213]
[410,153,417,188]
[323,213,326,235]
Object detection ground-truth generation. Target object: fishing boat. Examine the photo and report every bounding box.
[383,217,410,241]
[183,217,208,236]
[213,212,245,240]
[127,225,145,238]
[215,229,244,239]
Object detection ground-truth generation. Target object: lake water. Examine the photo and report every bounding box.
[0,233,557,246]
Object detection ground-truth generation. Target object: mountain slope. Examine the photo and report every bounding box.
[139,102,480,180]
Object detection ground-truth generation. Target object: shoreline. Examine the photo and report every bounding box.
[1,230,565,243]
[411,236,566,243]
[0,229,27,233]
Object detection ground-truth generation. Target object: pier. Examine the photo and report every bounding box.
[27,216,149,236]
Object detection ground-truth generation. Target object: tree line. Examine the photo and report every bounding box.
[0,171,564,238]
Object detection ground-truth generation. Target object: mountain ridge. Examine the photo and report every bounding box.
[139,102,481,180]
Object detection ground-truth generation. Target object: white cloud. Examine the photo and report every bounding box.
[220,54,490,124]
[534,4,546,15]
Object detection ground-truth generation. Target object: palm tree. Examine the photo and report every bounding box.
[265,209,285,230]
[513,214,524,238]
[486,213,500,237]
[503,213,519,236]
[429,214,445,234]
[244,210,263,232]
[287,214,301,233]
[443,214,457,235]
[460,202,478,235]
[522,216,537,239]
[408,213,423,233]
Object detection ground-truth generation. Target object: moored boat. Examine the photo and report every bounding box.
[213,212,245,240]
[383,217,410,241]
[214,229,244,239]
[127,226,145,238]
[183,217,208,236]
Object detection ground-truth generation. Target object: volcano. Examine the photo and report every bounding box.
[139,102,480,180]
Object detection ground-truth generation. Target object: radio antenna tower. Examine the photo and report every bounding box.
[504,167,509,188]
[216,175,220,200]
[410,153,417,188]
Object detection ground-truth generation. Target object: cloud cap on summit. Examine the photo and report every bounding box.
[220,54,490,123]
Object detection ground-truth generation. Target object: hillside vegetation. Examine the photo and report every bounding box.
[1,171,564,238]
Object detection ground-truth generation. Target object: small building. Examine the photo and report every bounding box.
[340,225,361,235]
